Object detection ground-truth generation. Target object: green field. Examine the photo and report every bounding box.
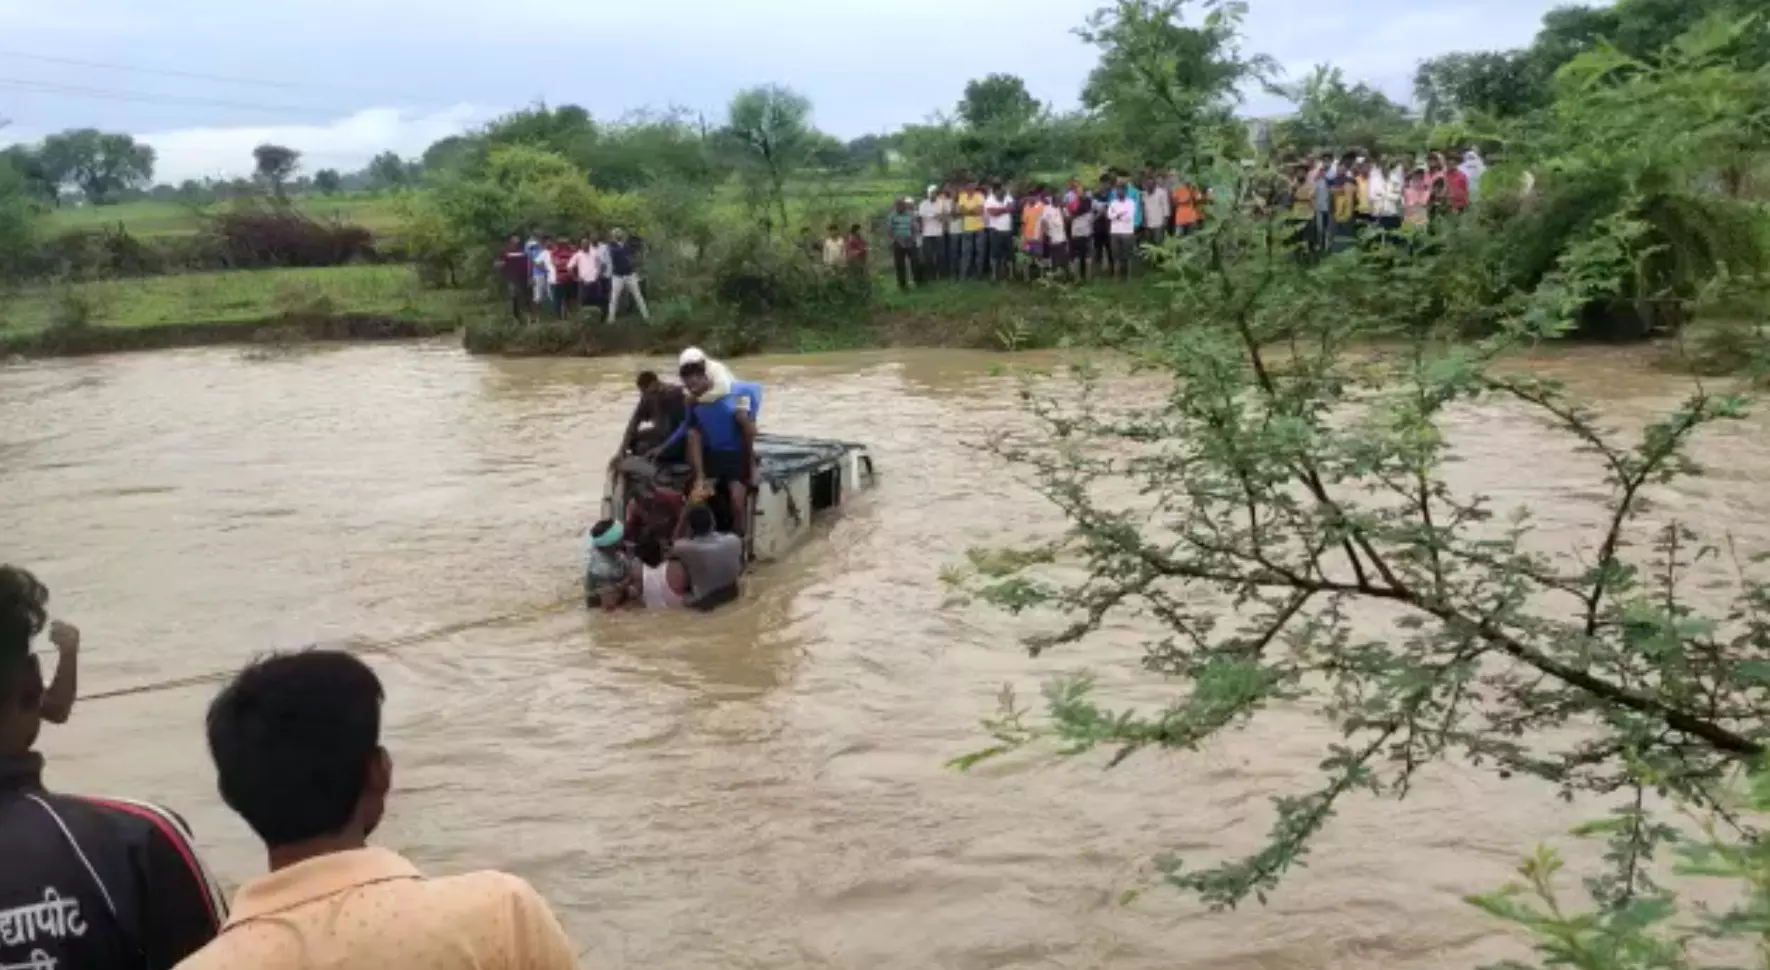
[42,193,411,239]
[0,264,481,337]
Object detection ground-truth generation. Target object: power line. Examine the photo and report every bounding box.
[0,49,445,105]
[0,77,438,117]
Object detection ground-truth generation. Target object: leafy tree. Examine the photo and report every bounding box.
[313,168,342,195]
[367,151,412,191]
[1475,756,1770,970]
[420,135,476,177]
[958,73,1043,131]
[0,144,58,206]
[403,144,639,288]
[1490,14,1770,336]
[36,129,155,204]
[951,10,1770,918]
[1276,64,1413,152]
[1413,50,1547,123]
[1078,0,1274,167]
[0,157,37,279]
[252,143,301,197]
[722,84,816,234]
[585,110,726,191]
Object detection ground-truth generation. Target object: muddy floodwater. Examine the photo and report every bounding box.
[4,343,1767,970]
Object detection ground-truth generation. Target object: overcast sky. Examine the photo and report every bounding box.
[0,0,1573,184]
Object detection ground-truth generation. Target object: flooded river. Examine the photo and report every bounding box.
[3,343,1766,970]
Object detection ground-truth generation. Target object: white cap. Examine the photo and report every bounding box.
[679,347,707,368]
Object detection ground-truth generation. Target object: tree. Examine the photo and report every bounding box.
[1413,49,1547,123]
[1078,0,1275,167]
[252,143,301,197]
[367,151,411,191]
[1276,64,1413,151]
[951,9,1770,917]
[403,144,640,288]
[36,129,155,204]
[421,135,476,176]
[958,74,1042,131]
[313,168,343,195]
[0,144,59,206]
[722,84,815,234]
[0,155,37,278]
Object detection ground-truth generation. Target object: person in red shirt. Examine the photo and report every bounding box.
[844,223,868,275]
[1446,165,1471,213]
[550,240,578,318]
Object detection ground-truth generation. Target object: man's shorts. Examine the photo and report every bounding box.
[704,449,747,484]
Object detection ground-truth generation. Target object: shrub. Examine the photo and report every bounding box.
[206,203,376,270]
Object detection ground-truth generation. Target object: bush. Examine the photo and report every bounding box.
[707,230,869,319]
[206,203,376,270]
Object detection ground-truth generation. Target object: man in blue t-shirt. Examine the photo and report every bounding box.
[671,360,762,538]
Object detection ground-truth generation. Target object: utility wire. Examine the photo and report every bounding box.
[0,77,450,117]
[0,49,446,105]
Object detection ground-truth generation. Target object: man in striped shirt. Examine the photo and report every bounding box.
[0,564,226,970]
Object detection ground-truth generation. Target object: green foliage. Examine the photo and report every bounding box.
[35,129,155,204]
[1415,49,1548,123]
[1275,64,1415,153]
[1078,0,1273,167]
[723,84,817,232]
[950,8,1770,916]
[0,158,37,279]
[1472,758,1770,970]
[404,145,639,287]
[313,169,342,195]
[252,144,301,196]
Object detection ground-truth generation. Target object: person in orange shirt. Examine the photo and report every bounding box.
[1172,181,1202,237]
[175,651,584,970]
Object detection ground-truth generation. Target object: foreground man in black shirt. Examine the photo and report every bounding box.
[0,565,226,970]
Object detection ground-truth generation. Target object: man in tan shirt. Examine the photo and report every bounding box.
[175,650,583,970]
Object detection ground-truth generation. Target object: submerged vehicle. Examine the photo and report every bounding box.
[603,434,876,561]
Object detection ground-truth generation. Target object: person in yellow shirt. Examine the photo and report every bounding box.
[956,183,986,280]
[176,651,584,970]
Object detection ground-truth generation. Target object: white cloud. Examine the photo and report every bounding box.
[137,105,487,183]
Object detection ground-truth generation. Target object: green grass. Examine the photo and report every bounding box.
[0,264,480,336]
[43,192,410,239]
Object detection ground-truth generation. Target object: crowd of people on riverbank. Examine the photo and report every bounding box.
[864,148,1489,290]
[498,229,651,326]
[0,564,590,970]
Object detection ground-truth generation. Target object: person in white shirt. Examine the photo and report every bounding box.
[821,223,846,267]
[916,186,948,280]
[1367,161,1401,234]
[983,183,1014,281]
[1070,197,1096,282]
[567,236,602,319]
[1107,186,1136,280]
[1038,192,1070,280]
[1142,177,1171,246]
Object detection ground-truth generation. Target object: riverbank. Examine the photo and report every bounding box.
[0,264,1171,359]
[0,265,482,357]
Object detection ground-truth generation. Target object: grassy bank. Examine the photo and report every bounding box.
[0,265,486,357]
[44,193,410,239]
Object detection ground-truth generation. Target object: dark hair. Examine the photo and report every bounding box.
[590,519,618,541]
[0,566,47,663]
[828,223,839,232]
[849,224,862,234]
[686,505,715,537]
[206,650,384,847]
[636,370,659,391]
[636,538,665,568]
[679,360,707,380]
[0,566,47,701]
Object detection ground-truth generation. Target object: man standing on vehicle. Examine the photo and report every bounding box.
[675,359,762,539]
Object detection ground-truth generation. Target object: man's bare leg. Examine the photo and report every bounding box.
[726,480,749,537]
